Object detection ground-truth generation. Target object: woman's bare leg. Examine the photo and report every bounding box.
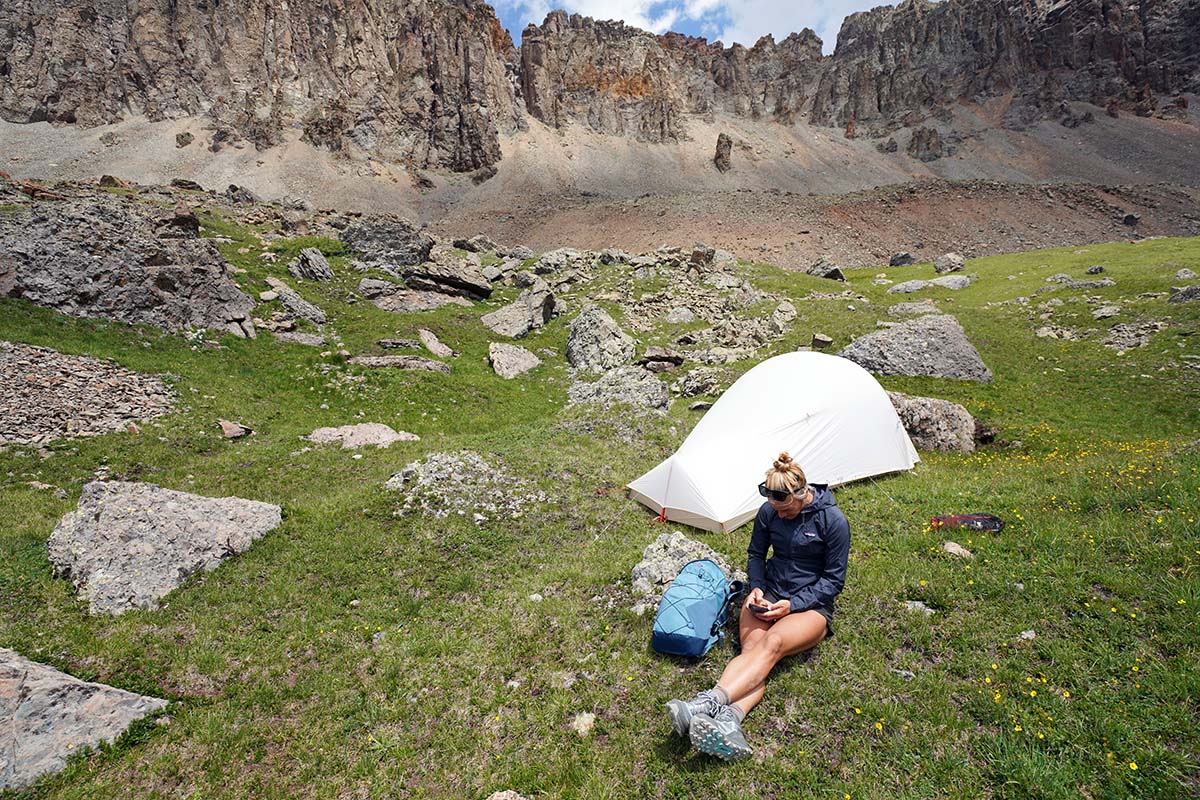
[714,609,827,713]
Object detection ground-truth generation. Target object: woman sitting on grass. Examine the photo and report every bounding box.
[666,452,851,760]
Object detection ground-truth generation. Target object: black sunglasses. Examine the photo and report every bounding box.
[758,482,804,502]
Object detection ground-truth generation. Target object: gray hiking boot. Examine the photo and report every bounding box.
[665,689,722,737]
[689,705,753,761]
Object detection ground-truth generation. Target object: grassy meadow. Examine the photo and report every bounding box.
[1,217,1198,799]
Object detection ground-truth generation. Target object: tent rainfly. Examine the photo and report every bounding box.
[627,351,919,532]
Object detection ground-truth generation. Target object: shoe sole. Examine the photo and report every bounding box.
[689,714,753,761]
[665,700,691,737]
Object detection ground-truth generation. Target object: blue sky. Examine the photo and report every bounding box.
[490,0,884,54]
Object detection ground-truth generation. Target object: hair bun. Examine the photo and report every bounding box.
[773,452,793,469]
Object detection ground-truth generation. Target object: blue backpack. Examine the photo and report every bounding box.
[652,559,741,658]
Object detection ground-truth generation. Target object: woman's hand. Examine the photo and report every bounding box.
[758,599,791,621]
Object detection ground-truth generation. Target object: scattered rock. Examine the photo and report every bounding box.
[630,531,743,598]
[175,132,194,148]
[0,649,168,790]
[453,234,498,253]
[889,275,974,293]
[811,333,834,350]
[1035,324,1082,341]
[1101,321,1170,349]
[903,600,935,616]
[806,256,845,281]
[287,247,334,281]
[1168,285,1200,304]
[170,177,202,191]
[889,252,916,267]
[887,391,976,453]
[305,423,418,449]
[689,400,713,411]
[481,279,558,338]
[671,367,727,397]
[0,342,174,447]
[941,541,974,559]
[1046,274,1116,289]
[1176,268,1197,281]
[385,451,546,523]
[218,419,253,439]
[637,346,685,373]
[840,315,993,383]
[664,307,697,324]
[566,305,635,372]
[273,331,326,347]
[1122,213,1141,227]
[418,328,455,358]
[714,132,733,172]
[489,343,541,378]
[876,137,898,153]
[1019,629,1037,640]
[888,300,940,316]
[47,481,281,614]
[263,277,327,324]
[568,366,669,410]
[377,338,420,350]
[933,253,965,273]
[1092,305,1121,319]
[889,668,916,680]
[571,712,596,737]
[225,184,259,204]
[691,243,715,266]
[348,355,451,373]
[486,792,530,800]
[907,127,943,161]
[770,301,797,334]
[1086,265,1105,275]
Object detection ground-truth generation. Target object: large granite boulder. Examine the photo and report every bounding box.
[933,252,965,273]
[887,391,977,453]
[481,278,558,338]
[47,481,282,615]
[0,194,255,337]
[0,649,168,790]
[566,304,635,372]
[839,315,993,383]
[340,215,434,270]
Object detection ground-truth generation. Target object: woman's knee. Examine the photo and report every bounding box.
[741,628,767,652]
[760,631,786,657]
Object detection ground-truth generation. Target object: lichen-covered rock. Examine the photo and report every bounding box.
[840,315,993,383]
[630,531,744,598]
[568,366,669,409]
[47,481,282,615]
[714,132,733,171]
[263,277,327,325]
[0,649,168,790]
[933,252,965,273]
[566,304,635,372]
[305,423,419,449]
[0,190,255,337]
[887,391,977,453]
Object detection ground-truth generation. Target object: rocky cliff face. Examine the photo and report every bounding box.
[0,0,521,171]
[1,0,1196,164]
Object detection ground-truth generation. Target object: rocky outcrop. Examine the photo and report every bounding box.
[48,481,282,615]
[0,191,256,337]
[0,0,521,171]
[1,649,168,790]
[887,391,977,453]
[566,304,636,372]
[489,342,542,378]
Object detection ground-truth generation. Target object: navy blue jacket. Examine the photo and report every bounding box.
[747,485,851,614]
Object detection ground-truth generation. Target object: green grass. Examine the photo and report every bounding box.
[1,225,1198,799]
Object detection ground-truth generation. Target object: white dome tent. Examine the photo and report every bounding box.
[627,351,919,532]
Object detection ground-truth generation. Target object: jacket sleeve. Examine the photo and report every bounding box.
[747,506,770,591]
[788,510,850,613]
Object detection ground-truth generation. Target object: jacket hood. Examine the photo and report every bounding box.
[803,484,837,514]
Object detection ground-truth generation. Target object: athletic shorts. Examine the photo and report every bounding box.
[762,589,835,638]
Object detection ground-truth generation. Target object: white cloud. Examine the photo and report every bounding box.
[713,0,866,52]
